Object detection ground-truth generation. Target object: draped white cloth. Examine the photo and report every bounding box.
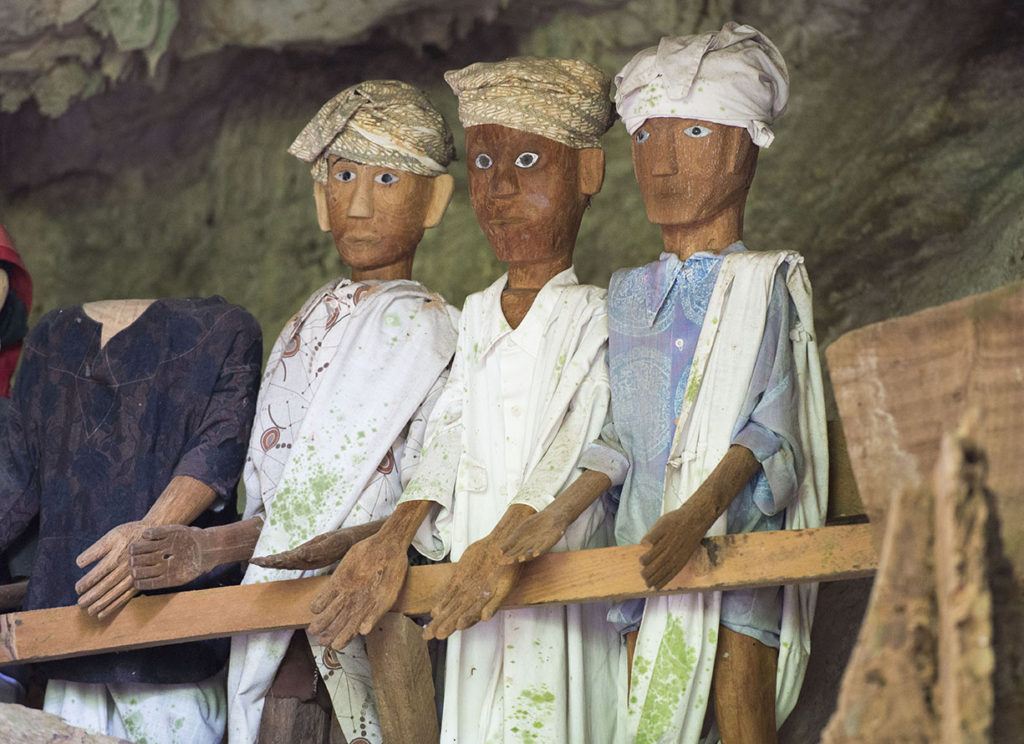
[226,278,458,744]
[626,251,827,743]
[402,268,624,744]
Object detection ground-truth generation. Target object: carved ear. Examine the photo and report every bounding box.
[577,148,605,197]
[423,173,454,229]
[314,182,331,232]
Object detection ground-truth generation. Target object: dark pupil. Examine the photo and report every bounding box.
[341,171,353,181]
[480,155,491,167]
[693,127,702,135]
[521,154,534,165]
[381,174,393,183]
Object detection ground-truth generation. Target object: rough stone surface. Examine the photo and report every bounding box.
[0,702,130,743]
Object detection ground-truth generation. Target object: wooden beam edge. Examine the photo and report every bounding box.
[0,524,875,665]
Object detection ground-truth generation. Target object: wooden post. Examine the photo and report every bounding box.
[364,613,439,744]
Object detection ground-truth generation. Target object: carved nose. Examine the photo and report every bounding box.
[650,135,679,176]
[348,177,374,218]
[490,165,520,197]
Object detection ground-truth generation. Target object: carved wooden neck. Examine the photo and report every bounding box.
[350,256,414,283]
[82,299,156,348]
[661,204,745,261]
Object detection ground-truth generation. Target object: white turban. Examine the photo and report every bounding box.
[614,22,789,147]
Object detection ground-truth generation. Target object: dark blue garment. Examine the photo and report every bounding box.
[0,297,261,684]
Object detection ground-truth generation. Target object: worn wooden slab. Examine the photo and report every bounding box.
[0,524,874,665]
[365,613,439,744]
[0,579,27,612]
[827,280,1024,561]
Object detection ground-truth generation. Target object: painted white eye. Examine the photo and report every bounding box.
[514,152,540,168]
[374,172,400,185]
[334,169,356,182]
[635,129,650,143]
[474,153,493,169]
[684,125,712,138]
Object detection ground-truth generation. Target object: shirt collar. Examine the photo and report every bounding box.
[642,241,746,324]
[477,266,579,359]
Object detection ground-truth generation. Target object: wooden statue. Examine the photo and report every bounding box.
[499,24,827,744]
[0,289,262,744]
[268,57,624,743]
[126,80,459,744]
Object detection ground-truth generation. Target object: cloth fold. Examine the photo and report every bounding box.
[615,22,789,147]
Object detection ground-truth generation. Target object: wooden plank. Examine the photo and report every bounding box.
[365,613,439,744]
[0,524,876,665]
[0,580,28,612]
[827,280,1024,559]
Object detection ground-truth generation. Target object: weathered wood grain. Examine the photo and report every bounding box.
[0,524,875,665]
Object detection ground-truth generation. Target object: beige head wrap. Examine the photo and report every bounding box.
[615,22,789,147]
[445,57,614,149]
[289,80,456,183]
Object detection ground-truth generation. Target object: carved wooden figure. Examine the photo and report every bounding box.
[275,57,624,744]
[499,24,827,744]
[0,289,262,744]
[124,80,459,744]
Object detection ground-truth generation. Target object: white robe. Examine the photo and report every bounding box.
[626,251,828,744]
[403,268,624,744]
[227,278,458,744]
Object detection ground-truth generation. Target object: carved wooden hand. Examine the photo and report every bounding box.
[306,531,411,651]
[76,521,149,619]
[129,525,207,590]
[640,445,760,589]
[423,503,534,640]
[639,499,710,589]
[500,470,611,564]
[75,475,217,618]
[423,532,524,640]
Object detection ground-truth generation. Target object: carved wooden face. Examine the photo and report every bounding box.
[321,156,435,271]
[465,124,589,266]
[630,117,757,226]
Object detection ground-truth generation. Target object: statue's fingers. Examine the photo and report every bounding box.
[139,525,179,540]
[129,562,167,580]
[638,539,669,567]
[75,535,113,569]
[250,549,297,569]
[641,553,678,590]
[314,603,361,650]
[453,594,491,632]
[310,582,351,616]
[128,536,166,556]
[479,589,505,624]
[78,562,129,606]
[84,574,135,616]
[95,586,137,621]
[74,552,121,596]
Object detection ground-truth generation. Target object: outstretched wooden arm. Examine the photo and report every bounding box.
[251,519,387,570]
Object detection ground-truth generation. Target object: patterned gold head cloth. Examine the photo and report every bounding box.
[288,80,456,183]
[445,57,614,149]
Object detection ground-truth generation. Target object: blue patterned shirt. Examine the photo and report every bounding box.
[582,243,799,547]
